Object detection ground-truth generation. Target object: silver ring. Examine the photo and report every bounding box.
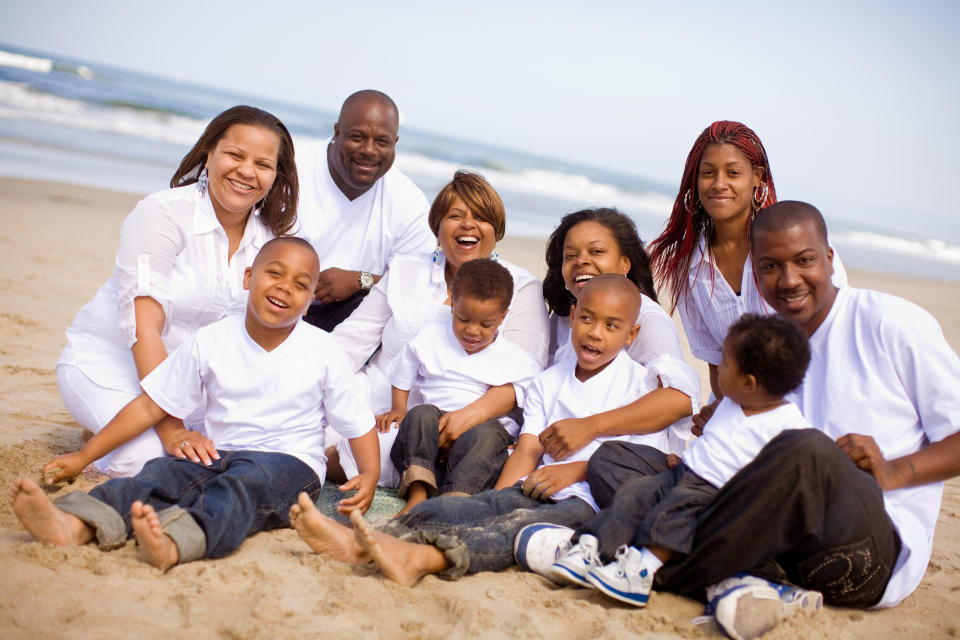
[181,441,190,448]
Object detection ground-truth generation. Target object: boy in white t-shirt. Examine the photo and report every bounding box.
[12,238,379,571]
[382,259,540,514]
[286,274,685,585]
[543,314,814,608]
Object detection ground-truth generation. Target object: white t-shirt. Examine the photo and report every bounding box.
[141,315,373,480]
[332,253,550,414]
[389,319,541,437]
[59,184,272,395]
[683,397,812,489]
[551,293,702,450]
[787,287,960,608]
[293,138,434,275]
[520,351,671,511]
[678,237,848,365]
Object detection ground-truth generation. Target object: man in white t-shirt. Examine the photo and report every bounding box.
[295,90,434,330]
[589,202,960,618]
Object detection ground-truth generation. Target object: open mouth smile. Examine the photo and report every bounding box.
[455,235,480,249]
[266,296,289,310]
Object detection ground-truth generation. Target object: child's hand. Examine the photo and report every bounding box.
[539,417,597,461]
[521,461,588,501]
[665,453,682,469]
[375,410,404,434]
[337,471,377,515]
[42,451,89,485]
[437,409,479,452]
[691,400,718,437]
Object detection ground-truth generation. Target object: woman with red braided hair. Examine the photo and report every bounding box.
[647,121,846,399]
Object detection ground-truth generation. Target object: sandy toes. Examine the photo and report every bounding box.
[290,492,369,563]
[131,501,179,572]
[10,477,90,545]
[350,509,434,587]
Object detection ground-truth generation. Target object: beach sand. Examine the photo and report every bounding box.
[0,177,957,639]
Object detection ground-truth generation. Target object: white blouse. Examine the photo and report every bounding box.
[678,237,848,366]
[59,184,273,395]
[331,252,550,414]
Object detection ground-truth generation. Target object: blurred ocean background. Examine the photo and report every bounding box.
[2,43,958,282]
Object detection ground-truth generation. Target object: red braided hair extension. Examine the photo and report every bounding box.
[647,121,777,313]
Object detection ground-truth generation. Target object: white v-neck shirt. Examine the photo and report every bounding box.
[787,287,960,608]
[678,237,848,365]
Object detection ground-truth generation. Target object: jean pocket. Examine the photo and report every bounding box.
[796,535,892,607]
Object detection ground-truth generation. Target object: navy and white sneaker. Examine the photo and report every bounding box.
[585,545,653,607]
[550,534,601,588]
[513,523,574,580]
[694,573,820,640]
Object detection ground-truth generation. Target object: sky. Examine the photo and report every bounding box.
[1,0,958,238]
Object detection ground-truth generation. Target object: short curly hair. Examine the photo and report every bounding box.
[450,259,514,310]
[725,313,810,397]
[428,170,506,241]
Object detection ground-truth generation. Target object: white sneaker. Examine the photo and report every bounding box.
[585,546,653,607]
[775,583,824,615]
[513,523,574,580]
[697,574,786,640]
[550,534,601,588]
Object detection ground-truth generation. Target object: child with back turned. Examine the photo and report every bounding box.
[536,313,815,610]
[10,237,379,571]
[382,258,540,514]
[286,274,683,586]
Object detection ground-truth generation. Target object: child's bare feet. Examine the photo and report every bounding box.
[396,482,429,516]
[289,492,369,563]
[10,477,92,545]
[350,509,448,587]
[131,501,179,572]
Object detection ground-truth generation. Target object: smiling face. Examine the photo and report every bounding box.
[561,220,631,299]
[697,142,763,226]
[450,294,507,354]
[569,279,641,381]
[243,240,319,347]
[753,223,837,337]
[206,124,280,224]
[437,196,498,272]
[327,97,399,199]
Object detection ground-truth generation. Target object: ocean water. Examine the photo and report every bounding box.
[2,44,958,282]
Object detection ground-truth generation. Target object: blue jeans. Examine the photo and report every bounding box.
[382,485,595,579]
[55,450,321,563]
[575,454,717,561]
[586,430,901,607]
[390,404,512,497]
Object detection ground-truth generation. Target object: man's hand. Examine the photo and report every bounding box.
[837,433,910,491]
[314,267,360,303]
[375,409,405,434]
[521,462,587,501]
[538,417,596,461]
[337,471,377,515]
[691,400,718,437]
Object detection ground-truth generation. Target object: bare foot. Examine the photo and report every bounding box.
[350,509,448,587]
[10,477,92,545]
[131,501,179,572]
[289,492,369,563]
[396,483,429,516]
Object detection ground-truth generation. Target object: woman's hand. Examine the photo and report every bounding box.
[42,451,90,484]
[157,421,219,466]
[375,410,405,434]
[538,417,597,461]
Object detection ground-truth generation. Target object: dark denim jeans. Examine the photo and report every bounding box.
[56,450,321,562]
[390,404,512,497]
[575,454,717,561]
[303,290,368,332]
[585,430,900,607]
[381,485,595,579]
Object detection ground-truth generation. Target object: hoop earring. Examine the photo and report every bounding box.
[751,183,769,212]
[432,246,441,264]
[197,167,209,196]
[683,188,699,216]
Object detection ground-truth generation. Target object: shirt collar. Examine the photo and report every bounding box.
[193,182,267,250]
